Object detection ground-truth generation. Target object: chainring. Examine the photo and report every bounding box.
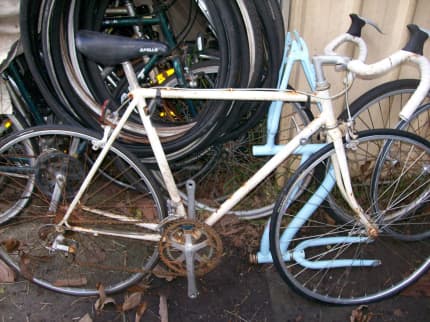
[158,219,223,276]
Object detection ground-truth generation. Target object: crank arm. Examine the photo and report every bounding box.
[184,233,199,298]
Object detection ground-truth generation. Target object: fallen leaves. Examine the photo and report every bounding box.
[0,259,15,283]
[94,283,116,312]
[135,302,148,322]
[121,292,142,312]
[91,283,167,321]
[350,305,372,322]
[218,215,262,250]
[0,239,20,253]
[152,264,176,282]
[120,292,150,322]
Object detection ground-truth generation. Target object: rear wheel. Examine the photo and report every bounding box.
[0,125,166,295]
[340,79,430,134]
[0,113,33,224]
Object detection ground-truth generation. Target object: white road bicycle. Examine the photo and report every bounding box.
[0,21,429,305]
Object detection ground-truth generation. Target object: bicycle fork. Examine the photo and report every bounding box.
[328,127,379,238]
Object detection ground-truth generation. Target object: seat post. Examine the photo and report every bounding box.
[121,61,140,91]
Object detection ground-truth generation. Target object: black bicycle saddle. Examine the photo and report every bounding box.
[75,30,169,66]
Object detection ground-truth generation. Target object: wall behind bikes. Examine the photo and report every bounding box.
[280,0,430,116]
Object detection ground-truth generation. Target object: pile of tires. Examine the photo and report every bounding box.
[20,0,285,163]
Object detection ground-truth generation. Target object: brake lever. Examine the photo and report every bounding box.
[355,14,384,34]
[417,25,430,37]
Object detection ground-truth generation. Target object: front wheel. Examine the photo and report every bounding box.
[269,130,430,304]
[0,125,166,295]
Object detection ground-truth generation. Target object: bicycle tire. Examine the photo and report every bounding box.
[0,125,166,296]
[370,122,430,241]
[339,79,430,132]
[0,116,35,225]
[208,0,265,140]
[0,69,43,224]
[41,0,70,110]
[41,0,103,131]
[19,0,80,126]
[270,129,430,304]
[327,79,430,223]
[397,102,430,135]
[217,0,286,142]
[69,0,244,160]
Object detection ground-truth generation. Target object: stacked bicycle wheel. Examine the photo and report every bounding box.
[19,0,285,163]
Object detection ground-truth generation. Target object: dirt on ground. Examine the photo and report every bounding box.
[1,215,429,322]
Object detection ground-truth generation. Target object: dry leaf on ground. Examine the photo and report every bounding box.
[79,313,93,322]
[0,239,20,252]
[126,280,151,293]
[350,305,372,322]
[94,283,116,312]
[0,259,15,282]
[135,302,148,322]
[121,292,142,312]
[152,264,175,282]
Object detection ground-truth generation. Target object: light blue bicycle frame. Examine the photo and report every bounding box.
[254,32,377,268]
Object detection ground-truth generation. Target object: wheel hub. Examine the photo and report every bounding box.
[35,150,84,199]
